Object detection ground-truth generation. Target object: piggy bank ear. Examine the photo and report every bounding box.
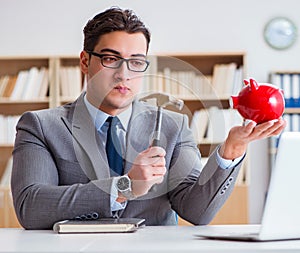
[249,78,259,91]
[243,79,249,85]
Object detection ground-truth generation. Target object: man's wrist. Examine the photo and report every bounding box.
[111,178,127,211]
[116,193,128,203]
[115,175,136,201]
[217,145,245,169]
[219,141,246,160]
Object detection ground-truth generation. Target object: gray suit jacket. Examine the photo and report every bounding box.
[11,93,244,229]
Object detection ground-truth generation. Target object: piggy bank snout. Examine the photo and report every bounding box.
[230,95,239,109]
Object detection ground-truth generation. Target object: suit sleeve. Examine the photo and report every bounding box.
[11,111,113,229]
[167,114,245,225]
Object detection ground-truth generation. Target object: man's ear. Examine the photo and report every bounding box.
[80,51,89,74]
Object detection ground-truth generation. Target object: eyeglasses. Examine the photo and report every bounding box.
[86,51,150,72]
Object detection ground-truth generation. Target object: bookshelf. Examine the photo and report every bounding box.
[268,71,300,169]
[150,53,248,225]
[0,53,247,227]
[150,53,246,156]
[0,56,83,228]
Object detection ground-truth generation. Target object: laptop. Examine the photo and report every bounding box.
[197,131,300,241]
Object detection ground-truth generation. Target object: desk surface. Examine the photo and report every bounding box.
[1,225,300,253]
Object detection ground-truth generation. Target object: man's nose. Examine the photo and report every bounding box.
[113,60,131,80]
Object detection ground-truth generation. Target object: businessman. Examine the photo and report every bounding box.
[11,7,286,229]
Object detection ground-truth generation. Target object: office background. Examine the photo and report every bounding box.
[1,0,299,224]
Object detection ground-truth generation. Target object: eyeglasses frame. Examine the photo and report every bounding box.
[86,50,150,73]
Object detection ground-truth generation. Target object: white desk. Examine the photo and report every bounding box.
[1,225,300,253]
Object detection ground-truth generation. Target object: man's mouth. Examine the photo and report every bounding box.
[114,85,130,94]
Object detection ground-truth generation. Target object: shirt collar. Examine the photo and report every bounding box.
[83,94,132,131]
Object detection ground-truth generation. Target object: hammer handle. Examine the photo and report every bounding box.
[152,107,163,147]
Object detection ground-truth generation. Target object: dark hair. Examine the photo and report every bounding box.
[83,7,151,52]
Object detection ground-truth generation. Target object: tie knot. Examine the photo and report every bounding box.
[106,116,113,123]
[106,116,120,127]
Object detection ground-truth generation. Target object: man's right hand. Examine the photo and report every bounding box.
[127,146,167,198]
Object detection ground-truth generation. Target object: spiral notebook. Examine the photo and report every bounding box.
[197,132,300,241]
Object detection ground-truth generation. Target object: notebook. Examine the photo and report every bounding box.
[53,218,145,234]
[197,131,300,241]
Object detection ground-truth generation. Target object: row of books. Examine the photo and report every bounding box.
[270,72,300,108]
[141,63,243,98]
[60,66,83,99]
[190,107,243,143]
[190,107,247,185]
[0,115,20,144]
[0,108,243,146]
[0,65,84,101]
[283,113,300,132]
[1,62,243,101]
[0,107,247,186]
[212,63,244,96]
[268,72,300,169]
[0,67,49,100]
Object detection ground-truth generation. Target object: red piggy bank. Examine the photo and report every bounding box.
[231,78,285,123]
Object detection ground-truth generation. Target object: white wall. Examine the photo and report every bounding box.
[1,0,299,223]
[1,0,300,81]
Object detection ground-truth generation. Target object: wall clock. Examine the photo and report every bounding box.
[263,17,297,50]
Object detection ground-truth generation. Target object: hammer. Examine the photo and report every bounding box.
[139,93,184,147]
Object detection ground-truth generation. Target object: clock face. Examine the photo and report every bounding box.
[264,17,297,50]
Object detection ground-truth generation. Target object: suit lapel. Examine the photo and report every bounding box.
[61,95,157,177]
[61,93,110,179]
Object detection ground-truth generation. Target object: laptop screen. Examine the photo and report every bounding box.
[260,132,300,240]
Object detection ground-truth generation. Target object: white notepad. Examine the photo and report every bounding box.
[53,218,145,234]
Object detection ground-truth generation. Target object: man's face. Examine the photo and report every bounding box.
[81,31,148,115]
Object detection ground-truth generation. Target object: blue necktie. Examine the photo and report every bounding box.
[106,117,123,175]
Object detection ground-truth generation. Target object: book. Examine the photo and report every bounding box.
[53,218,145,234]
[0,75,9,96]
[22,67,40,100]
[212,63,238,96]
[10,70,29,100]
[2,75,17,98]
[38,68,49,98]
[190,109,209,143]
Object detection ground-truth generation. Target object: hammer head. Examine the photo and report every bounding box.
[139,92,184,110]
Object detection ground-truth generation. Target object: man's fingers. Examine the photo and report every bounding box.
[243,120,257,134]
[137,147,166,167]
[151,166,166,176]
[152,175,164,184]
[144,146,166,158]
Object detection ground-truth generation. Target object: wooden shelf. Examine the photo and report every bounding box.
[284,107,300,114]
[184,99,230,113]
[198,143,219,157]
[0,57,49,76]
[0,187,21,228]
[158,53,245,75]
[0,99,49,115]
[0,145,13,179]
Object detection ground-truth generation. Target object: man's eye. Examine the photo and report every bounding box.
[102,56,118,63]
[131,60,145,66]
